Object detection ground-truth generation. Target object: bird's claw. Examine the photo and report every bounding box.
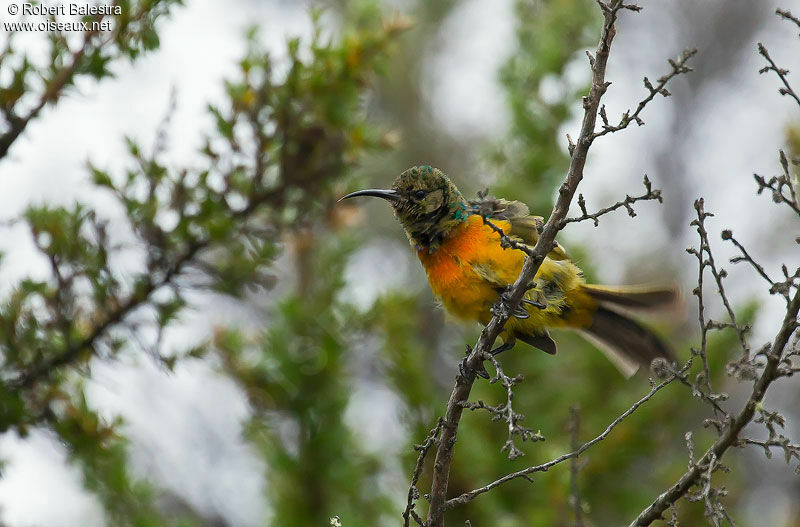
[492,289,537,320]
[523,298,546,309]
[459,356,490,380]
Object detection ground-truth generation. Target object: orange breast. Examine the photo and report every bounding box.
[417,215,524,322]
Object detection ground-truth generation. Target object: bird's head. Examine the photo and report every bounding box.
[340,166,468,251]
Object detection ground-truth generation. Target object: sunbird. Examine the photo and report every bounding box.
[341,166,675,378]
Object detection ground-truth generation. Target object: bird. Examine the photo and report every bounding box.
[340,165,675,378]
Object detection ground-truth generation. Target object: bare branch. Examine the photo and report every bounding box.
[403,419,444,527]
[687,199,750,365]
[629,289,800,526]
[593,49,697,139]
[563,174,662,227]
[757,43,800,107]
[721,230,774,285]
[754,150,800,217]
[444,365,681,510]
[776,8,800,32]
[480,216,535,257]
[737,437,800,473]
[484,352,545,459]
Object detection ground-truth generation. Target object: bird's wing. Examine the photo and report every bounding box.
[469,196,569,261]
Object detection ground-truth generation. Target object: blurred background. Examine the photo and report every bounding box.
[0,0,798,525]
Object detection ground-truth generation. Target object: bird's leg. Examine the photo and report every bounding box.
[492,286,530,319]
[490,339,515,356]
[524,281,547,309]
[459,345,490,380]
[492,282,546,319]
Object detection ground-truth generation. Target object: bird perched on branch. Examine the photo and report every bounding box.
[341,165,675,378]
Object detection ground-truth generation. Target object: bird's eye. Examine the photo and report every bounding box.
[414,190,426,200]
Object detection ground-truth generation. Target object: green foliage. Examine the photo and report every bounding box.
[0,0,183,158]
[0,3,405,524]
[216,236,392,526]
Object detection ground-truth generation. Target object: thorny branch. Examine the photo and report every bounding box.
[422,2,694,525]
[754,150,800,217]
[757,42,800,107]
[444,365,684,509]
[777,8,800,32]
[628,18,800,522]
[403,419,445,527]
[630,289,800,526]
[563,174,662,227]
[460,352,544,461]
[593,49,697,139]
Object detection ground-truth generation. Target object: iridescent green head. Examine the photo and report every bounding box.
[340,166,468,251]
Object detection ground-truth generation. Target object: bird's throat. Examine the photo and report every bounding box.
[405,202,468,253]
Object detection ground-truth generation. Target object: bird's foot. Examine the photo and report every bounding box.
[524,282,547,309]
[491,287,543,319]
[490,341,515,357]
[459,346,490,380]
[522,298,546,309]
[459,341,515,381]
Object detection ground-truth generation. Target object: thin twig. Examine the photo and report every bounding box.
[444,367,682,510]
[757,43,800,107]
[629,289,800,526]
[776,8,800,31]
[403,419,445,527]
[721,230,775,288]
[736,437,800,472]
[481,217,535,256]
[563,175,662,227]
[593,49,697,139]
[754,150,800,217]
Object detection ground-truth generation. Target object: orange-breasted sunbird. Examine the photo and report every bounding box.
[341,166,675,378]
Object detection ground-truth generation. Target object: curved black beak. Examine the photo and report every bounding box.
[338,188,400,203]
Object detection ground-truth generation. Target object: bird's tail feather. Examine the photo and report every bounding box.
[578,305,674,379]
[582,284,678,312]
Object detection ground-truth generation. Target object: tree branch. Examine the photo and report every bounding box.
[593,49,696,139]
[563,174,662,227]
[460,352,545,460]
[423,3,629,524]
[757,42,800,107]
[403,419,444,527]
[629,289,800,526]
[776,8,800,31]
[444,367,681,509]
